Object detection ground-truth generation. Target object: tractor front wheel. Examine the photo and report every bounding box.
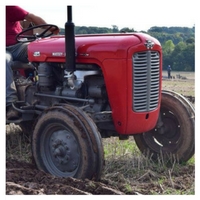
[32,104,104,180]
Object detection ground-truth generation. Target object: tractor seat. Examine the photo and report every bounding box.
[11,61,35,70]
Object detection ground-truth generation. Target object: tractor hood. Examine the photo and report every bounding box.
[28,33,158,63]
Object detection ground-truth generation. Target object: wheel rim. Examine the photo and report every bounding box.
[143,107,181,153]
[42,125,80,177]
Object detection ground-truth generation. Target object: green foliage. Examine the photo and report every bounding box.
[148,26,195,71]
[102,137,195,195]
[165,40,195,71]
[75,26,113,34]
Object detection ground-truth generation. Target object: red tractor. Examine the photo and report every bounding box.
[7,6,194,180]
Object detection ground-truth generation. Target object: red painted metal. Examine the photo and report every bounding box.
[28,33,162,134]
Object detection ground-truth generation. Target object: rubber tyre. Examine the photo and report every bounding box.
[134,90,195,163]
[32,104,104,180]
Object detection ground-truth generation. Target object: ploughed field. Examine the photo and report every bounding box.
[6,71,195,195]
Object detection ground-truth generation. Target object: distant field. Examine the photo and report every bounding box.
[162,71,195,96]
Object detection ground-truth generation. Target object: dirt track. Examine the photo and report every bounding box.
[6,159,128,195]
[6,156,195,195]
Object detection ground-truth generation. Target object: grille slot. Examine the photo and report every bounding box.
[133,51,160,112]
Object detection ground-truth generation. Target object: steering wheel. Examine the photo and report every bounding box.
[16,24,59,43]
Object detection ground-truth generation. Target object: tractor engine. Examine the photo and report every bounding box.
[15,62,114,137]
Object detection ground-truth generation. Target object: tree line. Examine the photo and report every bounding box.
[59,26,195,71]
[148,26,194,71]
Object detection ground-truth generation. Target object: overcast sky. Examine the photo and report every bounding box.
[4,0,197,32]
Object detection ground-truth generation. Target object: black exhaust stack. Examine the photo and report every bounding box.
[65,6,75,72]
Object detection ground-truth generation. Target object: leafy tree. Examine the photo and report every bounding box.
[112,25,119,33]
[170,41,194,71]
[162,40,175,69]
[186,37,195,44]
[163,40,175,54]
[182,43,195,71]
[119,27,135,33]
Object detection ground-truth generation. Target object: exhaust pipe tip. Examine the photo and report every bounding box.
[67,5,72,22]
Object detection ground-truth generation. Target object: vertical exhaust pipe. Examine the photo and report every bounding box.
[65,5,75,72]
[64,6,82,89]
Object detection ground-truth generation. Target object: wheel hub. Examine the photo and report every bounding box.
[50,130,80,173]
[144,108,181,152]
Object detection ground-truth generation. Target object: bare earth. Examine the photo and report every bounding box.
[6,158,194,195]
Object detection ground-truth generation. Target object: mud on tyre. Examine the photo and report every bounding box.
[32,104,104,180]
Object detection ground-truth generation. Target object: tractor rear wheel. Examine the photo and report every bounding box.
[134,90,195,163]
[32,104,104,180]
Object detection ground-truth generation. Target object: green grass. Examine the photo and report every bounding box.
[102,137,195,195]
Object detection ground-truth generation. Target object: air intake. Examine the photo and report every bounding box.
[132,51,160,112]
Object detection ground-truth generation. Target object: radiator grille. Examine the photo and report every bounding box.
[133,51,160,112]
